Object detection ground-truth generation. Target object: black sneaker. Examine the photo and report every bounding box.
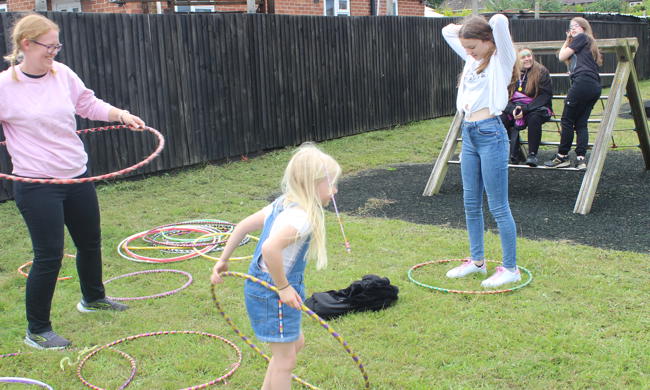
[544,154,571,168]
[576,157,587,171]
[24,330,71,350]
[525,153,539,167]
[77,298,128,313]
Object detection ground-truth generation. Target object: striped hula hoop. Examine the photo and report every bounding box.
[118,226,219,263]
[104,269,193,301]
[408,259,533,295]
[76,331,241,390]
[192,232,259,262]
[76,348,137,390]
[0,125,164,184]
[142,219,241,248]
[211,272,370,389]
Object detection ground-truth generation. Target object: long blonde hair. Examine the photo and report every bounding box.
[508,48,547,98]
[3,13,60,81]
[281,143,341,270]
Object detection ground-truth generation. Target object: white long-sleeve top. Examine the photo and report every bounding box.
[442,14,516,117]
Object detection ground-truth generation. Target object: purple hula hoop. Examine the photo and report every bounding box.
[104,269,193,301]
[0,377,53,389]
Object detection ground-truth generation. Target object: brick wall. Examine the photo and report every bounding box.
[349,0,370,15]
[6,0,421,15]
[7,0,146,12]
[82,1,144,14]
[397,0,423,16]
[7,0,42,11]
[274,0,322,15]
[275,0,423,16]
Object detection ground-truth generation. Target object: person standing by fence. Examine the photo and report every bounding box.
[544,17,603,171]
[0,13,145,349]
[441,14,521,288]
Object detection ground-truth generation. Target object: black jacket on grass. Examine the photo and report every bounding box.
[305,275,399,320]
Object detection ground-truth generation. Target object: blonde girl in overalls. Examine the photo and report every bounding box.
[211,143,341,389]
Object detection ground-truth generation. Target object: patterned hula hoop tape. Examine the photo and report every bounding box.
[76,331,242,390]
[142,219,241,248]
[211,272,370,389]
[117,226,219,263]
[18,253,76,281]
[76,348,137,390]
[408,259,533,295]
[192,232,259,262]
[0,125,164,184]
[0,377,54,389]
[104,269,193,301]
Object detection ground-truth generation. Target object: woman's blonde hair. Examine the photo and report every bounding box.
[3,13,60,81]
[508,48,547,98]
[281,143,341,270]
[567,17,603,66]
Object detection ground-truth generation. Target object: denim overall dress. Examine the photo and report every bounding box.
[244,197,310,343]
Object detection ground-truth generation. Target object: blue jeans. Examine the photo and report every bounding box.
[460,117,517,268]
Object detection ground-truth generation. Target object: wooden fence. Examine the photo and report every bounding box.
[0,12,648,200]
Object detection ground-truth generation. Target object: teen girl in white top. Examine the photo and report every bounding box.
[441,14,520,288]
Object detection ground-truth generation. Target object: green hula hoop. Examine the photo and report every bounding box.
[408,259,532,295]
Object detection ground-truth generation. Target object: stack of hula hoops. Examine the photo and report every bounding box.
[117,219,256,264]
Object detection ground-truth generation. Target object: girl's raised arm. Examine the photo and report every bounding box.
[442,23,467,61]
[489,14,516,70]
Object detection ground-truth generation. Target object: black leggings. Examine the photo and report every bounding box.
[559,75,602,157]
[501,109,550,157]
[14,178,105,333]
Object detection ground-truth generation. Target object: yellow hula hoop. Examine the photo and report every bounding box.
[192,232,259,261]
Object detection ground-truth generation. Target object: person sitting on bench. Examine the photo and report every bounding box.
[501,48,553,167]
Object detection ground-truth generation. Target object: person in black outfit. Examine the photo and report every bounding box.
[501,48,553,167]
[545,17,602,171]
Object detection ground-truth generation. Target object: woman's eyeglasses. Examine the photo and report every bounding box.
[30,40,63,54]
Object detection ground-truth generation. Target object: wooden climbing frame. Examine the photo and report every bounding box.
[423,37,649,215]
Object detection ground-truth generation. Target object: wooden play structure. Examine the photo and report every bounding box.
[423,38,650,215]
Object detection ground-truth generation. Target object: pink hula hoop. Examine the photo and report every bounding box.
[0,125,164,184]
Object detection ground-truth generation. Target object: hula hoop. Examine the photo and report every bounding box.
[408,259,533,295]
[0,125,164,184]
[104,269,193,301]
[211,272,370,389]
[118,226,219,263]
[193,232,259,262]
[76,331,241,390]
[18,253,75,281]
[0,377,53,389]
[1,351,59,389]
[142,219,240,248]
[77,348,137,390]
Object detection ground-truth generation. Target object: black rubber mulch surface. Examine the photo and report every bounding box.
[335,150,649,254]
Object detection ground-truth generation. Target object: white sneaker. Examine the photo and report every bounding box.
[481,266,521,288]
[446,260,487,278]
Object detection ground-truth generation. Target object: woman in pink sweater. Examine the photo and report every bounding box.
[0,13,144,350]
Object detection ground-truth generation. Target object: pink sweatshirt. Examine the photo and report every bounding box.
[0,61,113,179]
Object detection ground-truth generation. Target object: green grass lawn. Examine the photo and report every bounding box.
[0,81,648,389]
